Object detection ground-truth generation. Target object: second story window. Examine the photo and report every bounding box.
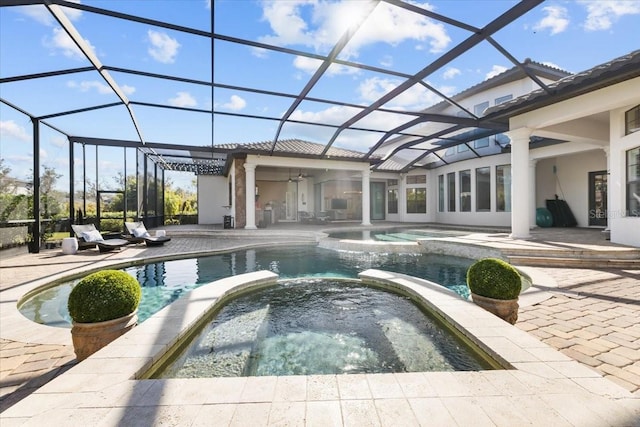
[626,105,640,135]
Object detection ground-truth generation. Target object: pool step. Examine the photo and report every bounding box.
[169,306,270,378]
[504,246,640,268]
[379,316,453,371]
[506,255,640,269]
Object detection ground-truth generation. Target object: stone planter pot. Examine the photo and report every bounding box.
[71,311,138,361]
[471,293,519,324]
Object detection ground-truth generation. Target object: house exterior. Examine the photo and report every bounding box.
[202,51,639,248]
[486,50,640,247]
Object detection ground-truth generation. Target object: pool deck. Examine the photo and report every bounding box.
[1,223,639,425]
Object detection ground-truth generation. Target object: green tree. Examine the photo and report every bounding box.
[108,173,137,215]
[40,165,63,219]
[164,188,181,217]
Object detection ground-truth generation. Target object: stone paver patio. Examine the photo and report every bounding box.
[1,224,639,425]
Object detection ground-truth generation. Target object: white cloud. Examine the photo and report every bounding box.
[358,77,451,110]
[120,84,136,95]
[50,136,68,148]
[147,30,180,64]
[578,0,640,31]
[287,105,405,152]
[16,1,82,26]
[67,80,136,96]
[43,27,95,60]
[221,95,247,111]
[485,65,508,80]
[534,5,569,35]
[169,92,197,108]
[443,67,461,80]
[380,55,393,68]
[258,0,451,71]
[292,55,359,75]
[0,120,31,142]
[251,46,269,58]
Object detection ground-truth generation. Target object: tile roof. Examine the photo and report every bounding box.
[485,50,640,120]
[426,59,570,114]
[216,139,378,162]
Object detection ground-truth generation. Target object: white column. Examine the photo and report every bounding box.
[244,163,257,229]
[508,128,532,239]
[361,169,371,226]
[529,159,538,229]
[602,147,610,232]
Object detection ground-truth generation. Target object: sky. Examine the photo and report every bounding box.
[1,0,640,191]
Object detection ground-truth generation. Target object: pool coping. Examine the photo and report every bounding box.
[1,269,637,425]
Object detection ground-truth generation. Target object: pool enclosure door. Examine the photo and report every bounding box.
[370,182,385,220]
[96,190,125,232]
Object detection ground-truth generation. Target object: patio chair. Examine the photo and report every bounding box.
[71,224,130,253]
[123,221,171,247]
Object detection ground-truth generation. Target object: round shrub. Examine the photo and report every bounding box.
[466,258,521,300]
[68,270,141,323]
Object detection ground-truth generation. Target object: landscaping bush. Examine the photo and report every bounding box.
[68,270,141,323]
[466,258,521,300]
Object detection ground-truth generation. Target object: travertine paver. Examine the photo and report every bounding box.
[517,267,640,395]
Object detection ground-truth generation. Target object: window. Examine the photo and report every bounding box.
[406,188,426,213]
[474,101,489,117]
[474,138,489,149]
[447,172,456,212]
[457,144,469,153]
[459,170,471,212]
[626,105,640,135]
[496,164,511,212]
[438,174,444,212]
[388,189,398,214]
[445,147,455,156]
[476,167,491,211]
[406,175,426,184]
[495,94,512,105]
[387,179,398,186]
[627,147,640,216]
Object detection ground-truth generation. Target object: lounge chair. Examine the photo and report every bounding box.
[71,224,130,253]
[123,221,171,247]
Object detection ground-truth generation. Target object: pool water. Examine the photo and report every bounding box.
[19,246,473,328]
[159,279,493,378]
[328,228,464,242]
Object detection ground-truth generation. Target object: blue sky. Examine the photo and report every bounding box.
[1,0,639,190]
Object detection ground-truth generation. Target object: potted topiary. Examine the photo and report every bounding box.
[68,269,142,361]
[466,258,521,324]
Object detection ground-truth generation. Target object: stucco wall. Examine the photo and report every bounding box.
[553,150,606,227]
[197,175,230,224]
[535,158,556,208]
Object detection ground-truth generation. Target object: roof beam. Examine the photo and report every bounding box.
[0,67,94,84]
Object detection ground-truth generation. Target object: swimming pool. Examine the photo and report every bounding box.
[159,278,493,378]
[327,228,465,242]
[18,245,473,328]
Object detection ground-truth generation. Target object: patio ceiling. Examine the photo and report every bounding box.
[1,0,625,175]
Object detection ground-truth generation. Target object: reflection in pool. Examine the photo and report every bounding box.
[19,246,473,328]
[158,278,493,378]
